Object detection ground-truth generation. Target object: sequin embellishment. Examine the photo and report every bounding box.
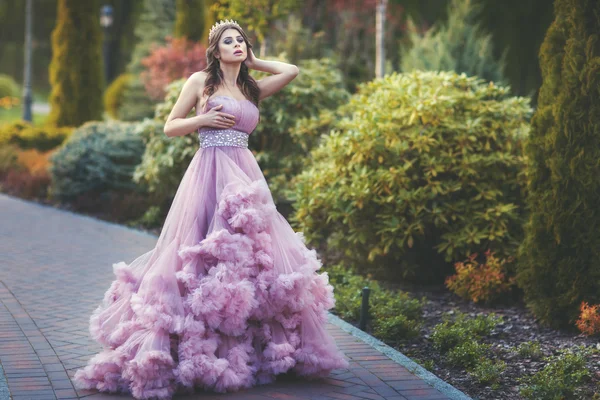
[199,129,249,149]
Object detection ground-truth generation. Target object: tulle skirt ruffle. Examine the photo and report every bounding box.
[73,145,348,399]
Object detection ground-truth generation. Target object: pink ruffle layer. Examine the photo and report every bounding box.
[73,146,348,399]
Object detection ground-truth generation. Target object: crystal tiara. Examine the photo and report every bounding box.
[209,19,242,42]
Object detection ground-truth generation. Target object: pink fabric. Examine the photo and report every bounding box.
[73,96,349,399]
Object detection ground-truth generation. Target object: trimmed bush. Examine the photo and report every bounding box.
[292,70,532,283]
[516,0,600,330]
[104,73,133,119]
[0,121,73,151]
[0,74,20,98]
[49,121,145,200]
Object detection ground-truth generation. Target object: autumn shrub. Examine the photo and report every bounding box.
[141,36,206,101]
[0,96,20,109]
[576,302,600,336]
[292,70,532,283]
[445,249,517,305]
[104,73,133,119]
[49,121,145,200]
[2,169,51,200]
[0,145,23,179]
[16,148,54,175]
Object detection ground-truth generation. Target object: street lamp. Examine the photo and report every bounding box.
[22,0,33,122]
[100,4,114,86]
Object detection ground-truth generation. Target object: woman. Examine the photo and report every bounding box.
[73,20,348,400]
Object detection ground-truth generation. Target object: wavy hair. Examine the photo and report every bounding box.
[199,23,260,112]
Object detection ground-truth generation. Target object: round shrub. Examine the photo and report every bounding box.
[49,121,145,200]
[0,74,20,98]
[104,73,133,119]
[291,70,532,283]
[0,120,74,151]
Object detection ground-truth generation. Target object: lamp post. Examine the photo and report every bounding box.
[375,0,388,78]
[100,4,114,87]
[22,0,33,122]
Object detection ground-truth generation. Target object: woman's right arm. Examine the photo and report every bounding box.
[163,72,207,138]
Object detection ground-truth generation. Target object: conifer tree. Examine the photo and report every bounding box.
[517,0,600,329]
[48,0,104,127]
[175,0,206,43]
[400,0,506,85]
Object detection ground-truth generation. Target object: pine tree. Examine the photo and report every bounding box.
[517,0,600,330]
[174,0,206,43]
[119,0,176,121]
[400,0,507,85]
[48,0,104,127]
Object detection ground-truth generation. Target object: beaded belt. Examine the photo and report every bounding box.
[198,129,249,149]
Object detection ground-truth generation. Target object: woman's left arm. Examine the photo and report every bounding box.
[245,48,299,101]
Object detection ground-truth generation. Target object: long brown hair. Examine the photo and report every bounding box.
[200,23,260,112]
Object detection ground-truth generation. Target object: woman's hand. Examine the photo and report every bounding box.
[244,48,257,69]
[203,104,236,129]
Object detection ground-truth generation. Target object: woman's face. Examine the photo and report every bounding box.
[217,28,247,63]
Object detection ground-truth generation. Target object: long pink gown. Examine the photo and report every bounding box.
[73,95,349,399]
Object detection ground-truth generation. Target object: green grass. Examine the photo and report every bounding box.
[0,105,49,127]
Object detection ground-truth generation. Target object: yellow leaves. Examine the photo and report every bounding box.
[408,110,418,125]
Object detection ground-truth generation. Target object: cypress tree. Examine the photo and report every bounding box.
[119,0,175,121]
[517,0,600,330]
[175,0,206,43]
[48,0,104,127]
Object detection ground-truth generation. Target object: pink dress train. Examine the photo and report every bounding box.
[72,95,349,399]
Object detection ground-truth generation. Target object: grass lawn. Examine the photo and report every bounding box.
[0,105,49,126]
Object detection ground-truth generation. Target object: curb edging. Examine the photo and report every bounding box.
[327,312,473,400]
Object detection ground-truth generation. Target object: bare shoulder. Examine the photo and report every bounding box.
[189,71,208,87]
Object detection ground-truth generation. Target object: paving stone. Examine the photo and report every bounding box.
[0,194,467,400]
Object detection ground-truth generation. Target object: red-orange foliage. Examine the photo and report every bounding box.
[445,249,516,304]
[141,36,207,101]
[2,169,50,200]
[576,301,600,336]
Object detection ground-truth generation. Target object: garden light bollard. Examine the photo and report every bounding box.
[359,286,370,330]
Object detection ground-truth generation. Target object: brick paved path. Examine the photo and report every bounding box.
[0,194,471,400]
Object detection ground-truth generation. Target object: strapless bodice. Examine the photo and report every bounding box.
[197,95,259,135]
